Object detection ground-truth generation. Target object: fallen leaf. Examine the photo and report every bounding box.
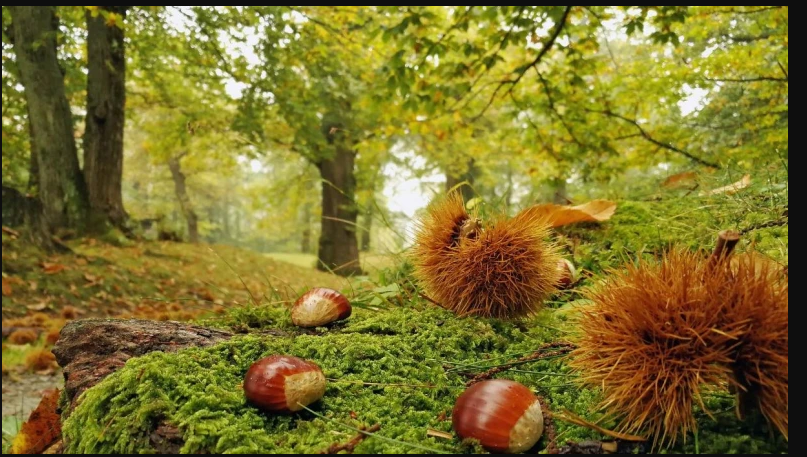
[426,429,453,440]
[662,171,697,188]
[700,174,751,196]
[29,281,38,291]
[10,388,62,454]
[75,258,88,266]
[520,200,617,228]
[41,262,66,274]
[2,226,20,237]
[84,273,98,282]
[2,277,11,296]
[27,302,48,311]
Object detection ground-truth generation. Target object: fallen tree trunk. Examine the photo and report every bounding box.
[52,318,232,412]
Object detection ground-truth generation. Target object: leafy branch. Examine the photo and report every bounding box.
[585,108,722,168]
[469,5,573,121]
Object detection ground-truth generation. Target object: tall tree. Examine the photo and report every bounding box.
[83,6,130,228]
[167,154,199,244]
[8,6,89,238]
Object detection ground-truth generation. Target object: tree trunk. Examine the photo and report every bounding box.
[234,206,241,239]
[167,156,199,244]
[445,158,476,202]
[83,6,130,228]
[222,198,231,239]
[316,126,362,276]
[360,206,372,252]
[301,203,312,253]
[9,6,88,234]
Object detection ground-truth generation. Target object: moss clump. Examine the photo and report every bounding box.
[62,303,786,454]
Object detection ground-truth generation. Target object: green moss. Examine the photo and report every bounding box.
[62,303,786,454]
[62,179,788,454]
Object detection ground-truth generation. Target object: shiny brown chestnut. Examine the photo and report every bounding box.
[244,355,326,413]
[291,287,352,328]
[452,379,544,453]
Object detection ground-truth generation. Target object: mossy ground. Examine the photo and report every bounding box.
[62,301,787,454]
[13,168,791,454]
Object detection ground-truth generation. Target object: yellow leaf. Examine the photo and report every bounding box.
[519,200,617,228]
[106,12,119,27]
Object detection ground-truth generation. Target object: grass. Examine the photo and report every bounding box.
[264,252,398,275]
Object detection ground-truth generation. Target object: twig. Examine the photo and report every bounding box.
[709,229,740,266]
[320,424,381,454]
[465,342,576,386]
[418,292,442,307]
[298,405,449,454]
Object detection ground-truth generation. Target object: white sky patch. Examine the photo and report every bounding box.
[678,83,710,116]
[250,159,264,173]
[382,149,442,219]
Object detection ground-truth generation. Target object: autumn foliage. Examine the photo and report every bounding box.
[411,191,561,318]
[570,247,788,447]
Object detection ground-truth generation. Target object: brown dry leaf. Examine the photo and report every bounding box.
[10,388,62,454]
[662,171,697,188]
[426,429,453,440]
[29,281,38,291]
[75,257,88,266]
[2,277,11,296]
[2,226,21,237]
[84,273,98,282]
[521,200,617,228]
[700,174,751,196]
[41,262,66,274]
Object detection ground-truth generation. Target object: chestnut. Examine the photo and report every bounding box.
[452,379,544,453]
[556,258,577,289]
[291,287,352,328]
[244,355,326,413]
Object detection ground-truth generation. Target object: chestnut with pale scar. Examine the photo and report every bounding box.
[244,355,327,413]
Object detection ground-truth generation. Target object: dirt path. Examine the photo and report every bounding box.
[2,372,63,421]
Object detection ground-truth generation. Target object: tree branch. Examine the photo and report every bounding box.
[535,69,586,148]
[704,76,787,83]
[585,108,721,169]
[470,5,573,121]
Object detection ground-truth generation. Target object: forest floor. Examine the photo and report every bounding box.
[1,166,789,453]
[1,237,364,448]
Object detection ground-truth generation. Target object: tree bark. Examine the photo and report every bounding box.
[316,120,362,276]
[52,319,232,414]
[301,203,312,253]
[9,6,89,235]
[83,6,130,228]
[445,158,476,202]
[222,198,231,239]
[360,206,372,252]
[167,155,199,243]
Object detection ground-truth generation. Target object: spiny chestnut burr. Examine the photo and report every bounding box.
[556,258,577,289]
[452,379,544,453]
[244,355,326,413]
[291,287,352,328]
